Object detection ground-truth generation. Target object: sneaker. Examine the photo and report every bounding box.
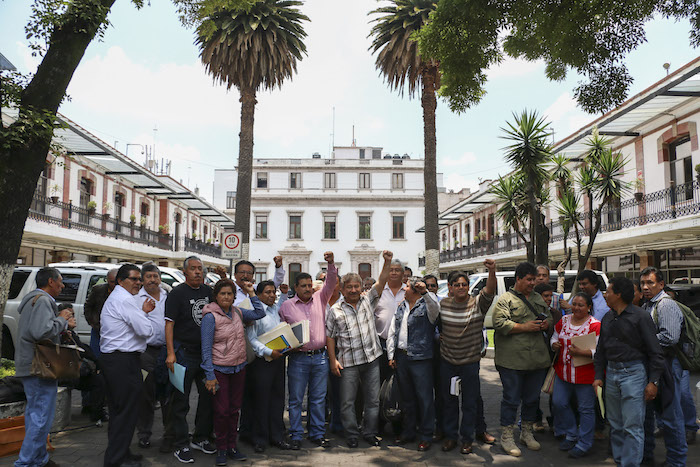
[569,446,588,458]
[174,447,194,464]
[227,448,247,461]
[290,439,302,450]
[216,450,228,466]
[138,438,151,448]
[190,439,216,454]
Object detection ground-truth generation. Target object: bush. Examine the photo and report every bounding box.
[0,359,15,378]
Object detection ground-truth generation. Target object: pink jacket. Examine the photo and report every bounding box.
[202,302,246,367]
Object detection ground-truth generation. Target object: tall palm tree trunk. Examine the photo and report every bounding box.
[235,86,257,260]
[421,66,439,275]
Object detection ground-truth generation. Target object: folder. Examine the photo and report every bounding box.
[571,332,597,367]
[169,362,186,394]
[256,322,303,360]
[290,320,310,346]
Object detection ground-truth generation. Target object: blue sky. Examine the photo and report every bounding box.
[1,0,698,200]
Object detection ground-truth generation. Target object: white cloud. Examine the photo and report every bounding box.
[486,56,543,79]
[443,173,479,192]
[543,92,591,139]
[442,151,477,167]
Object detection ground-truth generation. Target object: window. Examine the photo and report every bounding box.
[257,172,268,188]
[87,273,107,295]
[289,263,302,291]
[359,263,371,279]
[140,202,149,216]
[289,214,302,239]
[255,214,268,239]
[392,215,405,239]
[358,215,371,239]
[391,173,404,189]
[372,149,382,159]
[324,173,336,189]
[290,172,301,189]
[324,214,337,239]
[226,191,236,210]
[359,173,371,189]
[114,192,125,223]
[9,270,31,300]
[56,274,82,302]
[670,136,693,201]
[359,149,366,159]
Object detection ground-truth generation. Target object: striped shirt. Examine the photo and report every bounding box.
[439,290,494,365]
[326,287,383,368]
[643,290,683,348]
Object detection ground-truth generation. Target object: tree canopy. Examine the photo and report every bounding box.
[418,0,700,114]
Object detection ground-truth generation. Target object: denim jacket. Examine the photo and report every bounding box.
[387,293,440,361]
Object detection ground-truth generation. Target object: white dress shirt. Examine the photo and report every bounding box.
[100,285,154,353]
[374,283,405,340]
[233,266,285,307]
[136,286,167,347]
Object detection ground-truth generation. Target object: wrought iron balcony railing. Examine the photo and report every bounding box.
[440,179,700,264]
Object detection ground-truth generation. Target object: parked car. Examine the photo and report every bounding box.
[3,266,108,359]
[49,261,185,288]
[462,269,609,328]
[666,283,700,316]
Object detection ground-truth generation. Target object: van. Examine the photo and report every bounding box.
[49,262,185,288]
[462,270,609,328]
[3,267,109,359]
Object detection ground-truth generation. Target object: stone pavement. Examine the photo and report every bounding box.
[1,358,698,466]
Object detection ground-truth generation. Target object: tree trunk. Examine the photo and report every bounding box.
[0,0,116,353]
[535,211,550,265]
[421,65,439,276]
[235,86,256,260]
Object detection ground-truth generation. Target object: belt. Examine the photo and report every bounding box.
[295,348,326,356]
[607,360,643,369]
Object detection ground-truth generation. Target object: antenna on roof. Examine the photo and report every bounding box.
[663,62,671,76]
[352,124,356,147]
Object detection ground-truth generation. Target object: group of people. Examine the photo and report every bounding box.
[12,253,698,467]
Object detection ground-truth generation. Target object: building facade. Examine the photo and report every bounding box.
[11,113,232,269]
[213,146,442,283]
[434,57,700,283]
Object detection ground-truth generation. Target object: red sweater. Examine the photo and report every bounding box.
[553,315,601,384]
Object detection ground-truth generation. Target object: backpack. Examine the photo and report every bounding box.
[653,298,700,371]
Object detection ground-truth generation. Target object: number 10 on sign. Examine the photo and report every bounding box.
[222,232,242,259]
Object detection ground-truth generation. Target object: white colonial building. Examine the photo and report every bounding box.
[213,146,442,284]
[434,56,700,283]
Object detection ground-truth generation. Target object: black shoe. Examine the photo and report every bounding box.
[159,438,174,454]
[363,435,380,447]
[309,437,330,448]
[347,438,359,448]
[254,444,265,453]
[271,440,291,450]
[290,439,302,450]
[127,450,143,461]
[138,438,150,449]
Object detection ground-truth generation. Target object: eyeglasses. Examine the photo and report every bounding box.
[236,270,254,276]
[452,283,469,288]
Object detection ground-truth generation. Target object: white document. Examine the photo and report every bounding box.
[450,376,461,396]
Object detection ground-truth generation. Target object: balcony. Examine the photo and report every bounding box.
[28,194,173,251]
[440,179,700,264]
[184,237,222,258]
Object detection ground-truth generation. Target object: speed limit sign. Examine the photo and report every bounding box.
[222,231,242,259]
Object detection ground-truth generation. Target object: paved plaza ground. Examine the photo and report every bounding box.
[1,358,699,466]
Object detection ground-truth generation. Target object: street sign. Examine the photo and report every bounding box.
[222,231,242,259]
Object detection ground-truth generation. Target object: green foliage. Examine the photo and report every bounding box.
[501,110,552,191]
[368,0,437,98]
[490,174,527,234]
[0,359,15,378]
[195,0,309,92]
[418,0,700,114]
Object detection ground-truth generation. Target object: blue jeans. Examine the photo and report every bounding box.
[496,366,547,426]
[606,360,647,467]
[643,358,687,467]
[396,352,434,441]
[288,351,328,440]
[15,377,57,467]
[440,359,480,443]
[552,375,595,453]
[681,369,699,432]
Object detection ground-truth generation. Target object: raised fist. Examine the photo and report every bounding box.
[382,250,393,262]
[324,251,334,264]
[273,256,283,268]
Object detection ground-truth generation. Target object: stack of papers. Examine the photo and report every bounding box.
[256,320,310,361]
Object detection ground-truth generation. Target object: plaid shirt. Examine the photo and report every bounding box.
[326,287,383,368]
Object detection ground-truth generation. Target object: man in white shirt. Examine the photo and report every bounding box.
[100,264,155,467]
[233,256,285,307]
[135,262,168,449]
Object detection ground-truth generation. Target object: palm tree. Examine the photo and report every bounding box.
[501,110,553,264]
[196,0,309,258]
[369,0,440,274]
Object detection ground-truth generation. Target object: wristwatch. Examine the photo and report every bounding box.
[651,380,659,387]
